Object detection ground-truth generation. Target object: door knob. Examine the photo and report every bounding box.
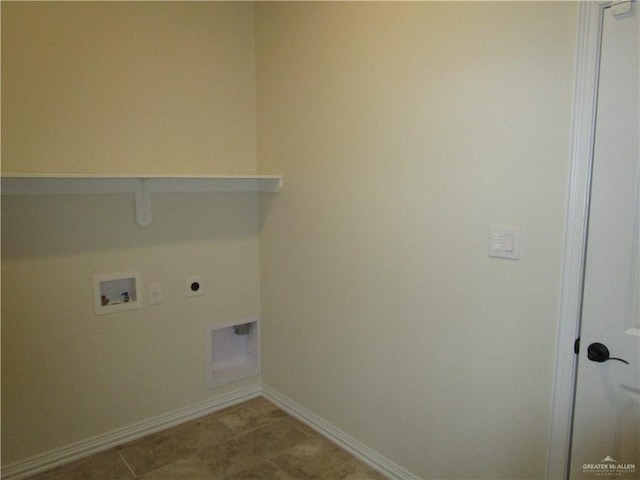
[587,342,629,365]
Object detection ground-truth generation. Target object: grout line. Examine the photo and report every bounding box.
[118,451,137,479]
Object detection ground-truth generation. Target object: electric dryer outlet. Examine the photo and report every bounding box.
[185,275,204,297]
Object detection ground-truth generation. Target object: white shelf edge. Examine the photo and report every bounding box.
[0,174,283,192]
[0,173,283,179]
[1,174,283,227]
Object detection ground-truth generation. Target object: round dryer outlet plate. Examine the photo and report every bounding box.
[185,275,204,297]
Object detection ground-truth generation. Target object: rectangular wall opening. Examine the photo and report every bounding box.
[207,316,261,387]
[93,271,142,315]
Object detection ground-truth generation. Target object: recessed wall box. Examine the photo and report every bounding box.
[206,316,261,388]
[93,271,142,315]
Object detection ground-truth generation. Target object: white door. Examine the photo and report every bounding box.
[569,2,640,479]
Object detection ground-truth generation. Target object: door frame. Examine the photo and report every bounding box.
[547,1,617,478]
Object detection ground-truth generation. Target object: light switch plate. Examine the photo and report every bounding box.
[489,226,521,260]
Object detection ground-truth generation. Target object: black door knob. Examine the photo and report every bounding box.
[587,342,629,365]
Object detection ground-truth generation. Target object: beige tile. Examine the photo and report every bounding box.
[201,419,309,479]
[272,436,388,480]
[139,457,217,480]
[343,463,389,480]
[26,448,133,480]
[118,416,232,477]
[25,398,386,480]
[117,430,180,476]
[225,459,296,480]
[214,397,288,435]
[282,415,324,439]
[171,413,237,451]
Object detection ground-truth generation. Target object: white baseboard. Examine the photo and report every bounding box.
[3,383,417,480]
[1,384,262,480]
[262,384,419,480]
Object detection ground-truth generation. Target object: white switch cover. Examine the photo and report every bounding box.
[489,226,521,260]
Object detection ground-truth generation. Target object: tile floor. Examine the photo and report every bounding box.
[27,397,388,480]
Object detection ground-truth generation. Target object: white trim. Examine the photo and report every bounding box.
[0,384,262,480]
[547,2,605,479]
[262,384,420,480]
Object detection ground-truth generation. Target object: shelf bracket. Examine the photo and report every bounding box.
[134,179,153,228]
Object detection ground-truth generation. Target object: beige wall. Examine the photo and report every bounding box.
[256,2,578,478]
[1,1,257,175]
[1,2,261,466]
[1,192,262,464]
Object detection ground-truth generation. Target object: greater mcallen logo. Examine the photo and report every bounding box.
[583,456,637,476]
